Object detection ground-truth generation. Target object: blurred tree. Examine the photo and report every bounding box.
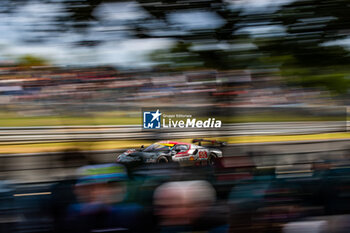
[18,54,49,67]
[56,0,102,32]
[132,0,260,70]
[3,0,350,92]
[149,42,202,70]
[137,0,350,91]
[150,40,261,70]
[256,0,350,66]
[253,0,350,93]
[56,0,252,69]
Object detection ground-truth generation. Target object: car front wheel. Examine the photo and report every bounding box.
[157,156,169,163]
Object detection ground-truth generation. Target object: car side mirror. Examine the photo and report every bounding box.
[140,145,144,150]
[171,150,176,155]
[193,149,198,155]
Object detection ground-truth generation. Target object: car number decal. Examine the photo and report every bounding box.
[198,151,208,159]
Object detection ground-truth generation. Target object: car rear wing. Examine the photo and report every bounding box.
[192,139,227,147]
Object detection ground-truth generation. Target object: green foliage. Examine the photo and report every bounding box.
[6,0,350,93]
[253,0,350,94]
[285,70,350,94]
[18,55,49,67]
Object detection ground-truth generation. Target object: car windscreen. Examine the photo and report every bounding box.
[143,143,173,152]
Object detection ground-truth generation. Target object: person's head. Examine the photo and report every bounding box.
[153,180,216,226]
[74,163,128,205]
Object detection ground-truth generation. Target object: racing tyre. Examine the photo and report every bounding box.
[208,153,217,166]
[157,156,169,163]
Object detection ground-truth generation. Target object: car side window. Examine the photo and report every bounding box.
[174,144,189,152]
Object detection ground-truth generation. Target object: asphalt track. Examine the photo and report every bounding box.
[0,121,349,182]
[1,139,349,183]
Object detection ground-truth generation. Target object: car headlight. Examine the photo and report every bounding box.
[116,154,123,161]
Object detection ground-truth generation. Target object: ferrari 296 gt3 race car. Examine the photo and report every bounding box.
[116,139,225,165]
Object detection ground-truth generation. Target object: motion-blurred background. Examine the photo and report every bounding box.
[1,0,350,232]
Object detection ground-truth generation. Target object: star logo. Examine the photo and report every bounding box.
[143,109,162,129]
[151,109,162,122]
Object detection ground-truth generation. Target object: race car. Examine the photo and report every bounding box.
[116,139,225,165]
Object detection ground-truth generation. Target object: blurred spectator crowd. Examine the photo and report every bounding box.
[1,153,350,233]
[0,64,336,115]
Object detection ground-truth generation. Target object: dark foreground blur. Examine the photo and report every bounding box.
[1,153,350,233]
